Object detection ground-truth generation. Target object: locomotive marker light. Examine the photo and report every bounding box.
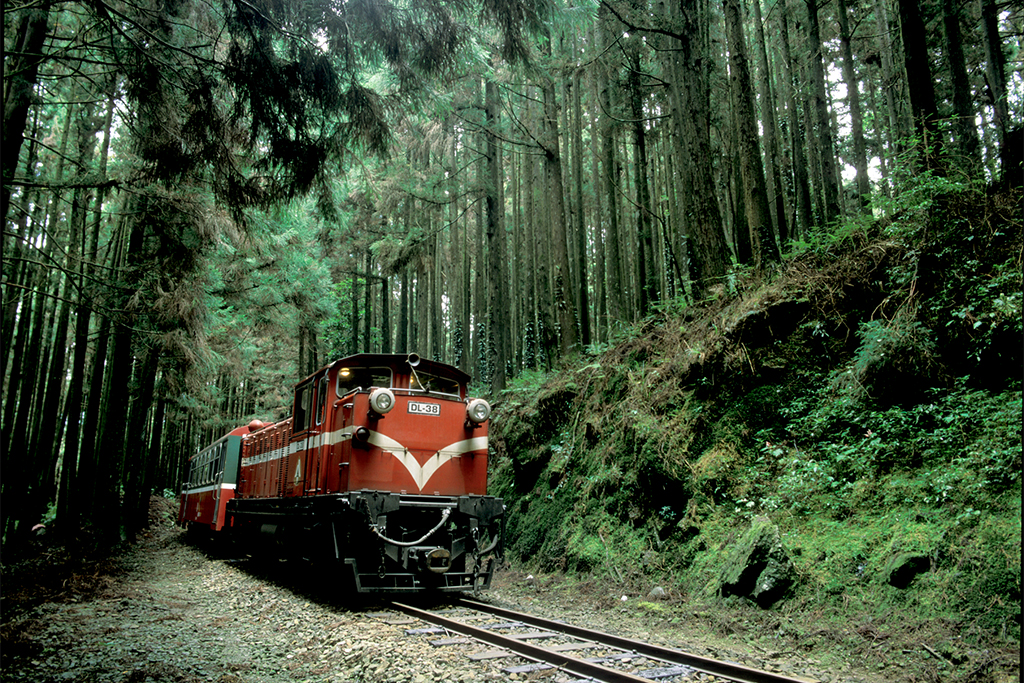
[466,398,491,425]
[354,426,371,445]
[368,387,396,415]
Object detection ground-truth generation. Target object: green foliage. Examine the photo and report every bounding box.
[499,478,575,568]
[785,210,875,258]
[873,144,977,230]
[830,317,939,403]
[323,279,380,359]
[773,381,1022,515]
[934,255,1023,368]
[501,368,557,410]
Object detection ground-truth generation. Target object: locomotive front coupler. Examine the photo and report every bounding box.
[409,546,453,574]
[370,507,452,548]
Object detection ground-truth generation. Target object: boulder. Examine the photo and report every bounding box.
[719,516,796,608]
[647,586,667,600]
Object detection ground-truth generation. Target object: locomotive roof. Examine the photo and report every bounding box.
[305,353,473,386]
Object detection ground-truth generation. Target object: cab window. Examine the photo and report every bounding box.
[315,376,328,426]
[410,370,461,397]
[293,381,314,432]
[336,366,392,397]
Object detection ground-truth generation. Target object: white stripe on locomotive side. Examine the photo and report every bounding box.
[182,483,236,495]
[241,426,359,465]
[239,426,488,476]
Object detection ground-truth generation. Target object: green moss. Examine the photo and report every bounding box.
[489,183,1022,670]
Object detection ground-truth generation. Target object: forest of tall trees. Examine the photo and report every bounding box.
[2,0,1021,548]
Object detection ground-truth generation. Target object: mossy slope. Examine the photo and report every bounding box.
[489,184,1021,679]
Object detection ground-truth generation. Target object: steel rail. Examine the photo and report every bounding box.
[391,600,661,683]
[456,598,818,683]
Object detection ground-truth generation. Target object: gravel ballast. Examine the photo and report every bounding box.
[0,511,894,683]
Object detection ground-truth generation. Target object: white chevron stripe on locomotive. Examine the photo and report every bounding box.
[365,433,487,491]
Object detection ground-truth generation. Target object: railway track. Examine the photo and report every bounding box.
[378,598,817,683]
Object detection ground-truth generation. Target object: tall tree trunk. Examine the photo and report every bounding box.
[587,28,608,340]
[941,0,981,172]
[655,0,691,293]
[363,251,373,352]
[723,0,778,269]
[726,96,752,265]
[415,259,427,355]
[351,268,360,354]
[95,321,134,544]
[978,0,1008,175]
[146,395,167,498]
[510,151,523,369]
[75,315,112,531]
[485,78,508,391]
[540,63,579,355]
[473,79,487,379]
[571,63,591,347]
[381,274,392,354]
[874,0,913,151]
[2,2,51,222]
[522,148,539,369]
[626,37,658,315]
[751,0,790,244]
[806,0,842,224]
[123,348,160,541]
[898,0,943,166]
[837,0,872,213]
[92,213,148,545]
[530,98,557,369]
[862,59,890,197]
[398,266,409,354]
[598,6,626,320]
[675,0,732,293]
[778,0,814,238]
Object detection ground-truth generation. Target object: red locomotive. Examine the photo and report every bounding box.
[178,353,504,592]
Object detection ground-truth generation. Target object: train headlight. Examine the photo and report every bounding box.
[466,398,491,424]
[368,388,395,415]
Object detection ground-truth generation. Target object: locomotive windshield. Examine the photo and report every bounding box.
[337,367,392,395]
[410,370,460,396]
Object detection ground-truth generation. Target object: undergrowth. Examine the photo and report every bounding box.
[490,179,1022,681]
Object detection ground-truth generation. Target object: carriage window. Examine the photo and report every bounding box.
[197,450,209,483]
[410,370,461,396]
[294,382,313,432]
[336,367,392,396]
